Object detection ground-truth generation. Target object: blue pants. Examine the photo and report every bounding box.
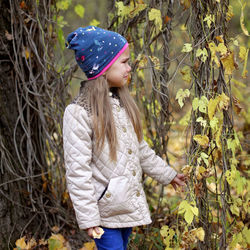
[94,227,132,250]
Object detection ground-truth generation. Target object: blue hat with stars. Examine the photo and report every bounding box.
[66,26,128,80]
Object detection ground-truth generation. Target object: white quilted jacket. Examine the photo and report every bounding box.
[63,97,177,230]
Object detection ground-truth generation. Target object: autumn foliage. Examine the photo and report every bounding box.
[2,0,249,249]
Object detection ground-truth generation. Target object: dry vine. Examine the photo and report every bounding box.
[0,0,78,247]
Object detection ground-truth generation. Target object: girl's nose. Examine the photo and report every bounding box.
[127,64,131,72]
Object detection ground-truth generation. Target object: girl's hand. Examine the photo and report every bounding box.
[170,173,186,190]
[86,227,104,239]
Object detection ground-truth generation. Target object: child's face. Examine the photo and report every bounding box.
[105,47,131,88]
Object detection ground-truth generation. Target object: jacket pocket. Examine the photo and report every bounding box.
[98,176,134,218]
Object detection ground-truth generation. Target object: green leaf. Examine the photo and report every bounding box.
[48,238,61,250]
[210,117,219,131]
[181,43,193,53]
[242,227,250,244]
[74,4,85,18]
[203,14,215,28]
[56,0,71,10]
[176,89,190,108]
[196,48,208,62]
[89,19,100,27]
[116,2,130,19]
[199,96,208,113]
[192,98,199,111]
[201,152,209,166]
[230,203,240,216]
[148,8,162,31]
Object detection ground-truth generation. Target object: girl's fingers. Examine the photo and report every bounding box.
[176,178,186,186]
[87,228,93,237]
[94,227,100,234]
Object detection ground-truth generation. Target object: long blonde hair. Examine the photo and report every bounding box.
[80,76,143,161]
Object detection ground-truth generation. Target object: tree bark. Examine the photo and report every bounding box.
[0,0,75,247]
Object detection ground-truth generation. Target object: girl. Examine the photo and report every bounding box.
[63,26,185,250]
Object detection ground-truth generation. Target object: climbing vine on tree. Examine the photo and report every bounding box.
[109,0,249,249]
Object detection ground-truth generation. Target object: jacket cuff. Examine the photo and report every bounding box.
[78,219,101,230]
[163,167,177,185]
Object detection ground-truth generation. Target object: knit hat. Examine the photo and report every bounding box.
[66,26,128,80]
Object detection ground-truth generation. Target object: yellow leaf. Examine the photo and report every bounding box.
[22,47,30,59]
[196,48,208,62]
[195,166,206,180]
[52,226,60,233]
[89,19,100,27]
[149,56,160,70]
[221,52,236,75]
[39,238,48,245]
[182,43,193,53]
[50,233,66,242]
[239,46,247,62]
[193,135,209,148]
[210,117,219,131]
[215,125,222,149]
[175,88,190,108]
[196,117,207,127]
[148,8,162,31]
[180,0,191,10]
[136,54,148,69]
[178,200,198,224]
[226,5,234,21]
[26,238,37,249]
[191,227,205,241]
[208,42,220,67]
[128,3,147,18]
[181,165,193,176]
[180,66,192,83]
[204,14,215,29]
[208,97,219,120]
[218,93,230,111]
[15,237,27,249]
[116,2,130,19]
[80,241,96,250]
[198,96,208,114]
[231,78,246,88]
[215,35,224,43]
[160,226,175,247]
[74,4,85,18]
[239,2,250,36]
[242,47,249,78]
[217,43,227,55]
[48,233,67,250]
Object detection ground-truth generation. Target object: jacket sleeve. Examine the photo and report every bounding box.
[139,139,177,185]
[63,104,100,230]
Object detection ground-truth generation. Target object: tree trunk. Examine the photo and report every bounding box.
[0,0,75,248]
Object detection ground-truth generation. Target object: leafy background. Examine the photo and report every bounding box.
[7,0,250,249]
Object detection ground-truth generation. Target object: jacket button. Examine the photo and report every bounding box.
[132,170,136,176]
[136,191,140,197]
[105,193,111,198]
[123,127,127,132]
[128,149,132,154]
[117,107,120,112]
